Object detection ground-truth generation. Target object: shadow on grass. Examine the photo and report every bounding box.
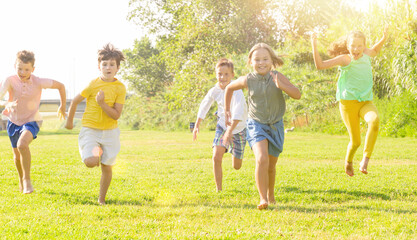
[43,189,154,206]
[282,186,391,200]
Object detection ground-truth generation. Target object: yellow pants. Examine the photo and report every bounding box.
[339,100,379,163]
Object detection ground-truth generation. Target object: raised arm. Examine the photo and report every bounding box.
[224,76,247,126]
[65,94,85,130]
[311,32,350,70]
[50,80,66,120]
[365,26,389,57]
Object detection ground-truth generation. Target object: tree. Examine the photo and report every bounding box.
[121,37,172,97]
[128,0,280,111]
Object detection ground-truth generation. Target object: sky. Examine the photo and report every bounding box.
[0,0,144,99]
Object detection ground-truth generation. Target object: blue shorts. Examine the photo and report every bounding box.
[246,118,284,157]
[7,121,39,148]
[212,124,247,160]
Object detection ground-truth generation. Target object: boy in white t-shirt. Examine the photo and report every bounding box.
[193,58,247,192]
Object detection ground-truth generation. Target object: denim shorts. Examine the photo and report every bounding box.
[246,118,284,157]
[213,124,247,160]
[7,121,40,148]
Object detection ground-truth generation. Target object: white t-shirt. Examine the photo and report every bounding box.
[197,82,247,134]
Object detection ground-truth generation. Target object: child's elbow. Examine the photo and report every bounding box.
[293,91,302,100]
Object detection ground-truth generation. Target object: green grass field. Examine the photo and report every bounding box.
[0,126,416,239]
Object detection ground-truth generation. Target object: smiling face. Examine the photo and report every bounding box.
[216,65,234,89]
[250,48,272,76]
[98,58,119,81]
[347,37,366,60]
[15,60,35,81]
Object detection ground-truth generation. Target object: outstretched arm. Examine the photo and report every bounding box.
[311,32,350,69]
[96,90,124,120]
[65,94,84,130]
[193,118,203,141]
[365,26,389,57]
[50,80,66,120]
[224,76,247,126]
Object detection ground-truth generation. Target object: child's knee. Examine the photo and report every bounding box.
[84,157,100,168]
[212,155,223,165]
[349,140,361,150]
[256,155,269,168]
[232,158,242,170]
[368,115,380,131]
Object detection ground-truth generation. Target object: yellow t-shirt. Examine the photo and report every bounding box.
[81,77,126,130]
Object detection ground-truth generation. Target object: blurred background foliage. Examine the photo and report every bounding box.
[120,0,417,137]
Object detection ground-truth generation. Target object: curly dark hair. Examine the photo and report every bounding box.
[98,43,125,67]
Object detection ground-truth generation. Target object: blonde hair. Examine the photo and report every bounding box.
[247,43,283,68]
[215,58,234,73]
[328,31,366,57]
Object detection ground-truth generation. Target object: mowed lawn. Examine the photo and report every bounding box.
[0,128,416,239]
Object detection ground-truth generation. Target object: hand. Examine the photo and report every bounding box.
[5,100,18,111]
[272,72,282,89]
[96,90,105,105]
[222,129,232,147]
[225,110,232,127]
[65,120,73,130]
[192,127,199,141]
[311,32,318,43]
[57,105,66,120]
[383,25,389,38]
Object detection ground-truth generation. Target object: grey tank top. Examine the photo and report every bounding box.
[247,71,286,124]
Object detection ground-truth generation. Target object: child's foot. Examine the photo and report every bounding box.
[359,157,370,174]
[345,162,354,177]
[257,200,268,210]
[18,179,23,192]
[268,195,276,205]
[22,179,34,194]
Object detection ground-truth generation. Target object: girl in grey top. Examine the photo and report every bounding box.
[225,43,301,210]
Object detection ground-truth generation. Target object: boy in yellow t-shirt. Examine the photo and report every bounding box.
[65,43,126,205]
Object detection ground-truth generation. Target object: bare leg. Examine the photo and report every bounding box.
[212,146,226,192]
[98,163,112,205]
[231,155,242,170]
[84,156,100,168]
[12,148,23,192]
[267,155,278,204]
[16,131,34,194]
[252,139,269,210]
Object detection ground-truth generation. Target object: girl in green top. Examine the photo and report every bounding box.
[311,26,389,176]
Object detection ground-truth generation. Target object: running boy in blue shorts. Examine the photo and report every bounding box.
[193,58,248,192]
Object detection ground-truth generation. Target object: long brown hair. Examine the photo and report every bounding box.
[328,31,366,57]
[247,43,284,68]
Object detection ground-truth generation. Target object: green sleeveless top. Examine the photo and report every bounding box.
[247,71,286,124]
[336,54,373,102]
